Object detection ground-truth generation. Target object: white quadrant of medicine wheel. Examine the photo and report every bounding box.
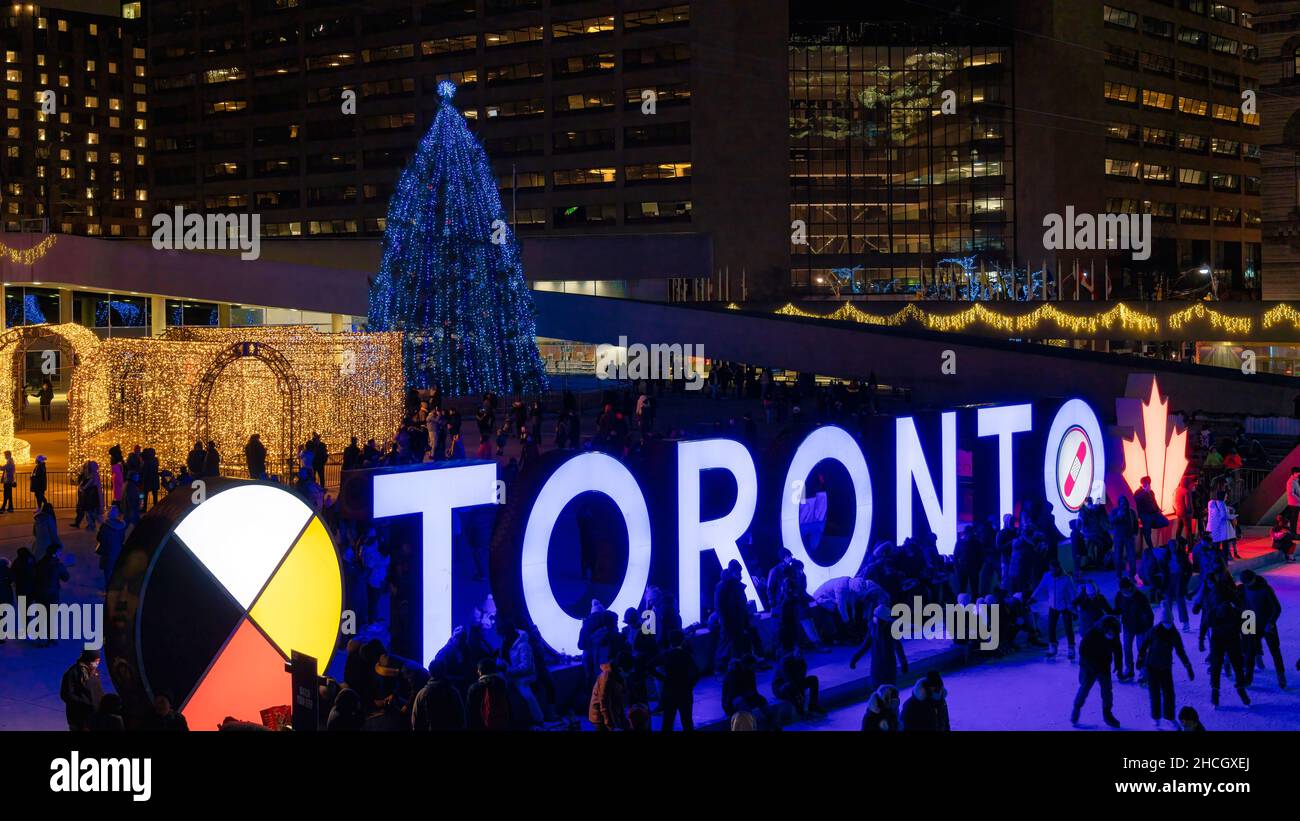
[173,484,314,609]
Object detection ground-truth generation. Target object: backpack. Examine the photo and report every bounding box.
[480,678,509,730]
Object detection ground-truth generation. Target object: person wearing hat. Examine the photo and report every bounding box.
[1138,610,1195,729]
[411,659,466,731]
[1114,576,1154,682]
[713,560,752,673]
[467,657,511,730]
[1238,569,1286,690]
[1072,578,1116,638]
[900,670,950,731]
[59,649,103,731]
[1071,615,1123,728]
[361,654,410,732]
[95,504,127,586]
[849,604,908,690]
[651,628,700,731]
[578,599,618,687]
[1206,576,1251,709]
[861,684,900,732]
[29,453,47,509]
[587,652,629,731]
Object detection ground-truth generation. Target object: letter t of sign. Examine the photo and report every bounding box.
[373,464,499,666]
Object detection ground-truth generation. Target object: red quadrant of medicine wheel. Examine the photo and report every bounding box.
[181,616,291,731]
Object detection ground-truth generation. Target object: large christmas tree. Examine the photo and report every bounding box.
[368,81,548,396]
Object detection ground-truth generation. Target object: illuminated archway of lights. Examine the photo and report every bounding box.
[0,235,58,266]
[0,323,102,465]
[70,327,405,475]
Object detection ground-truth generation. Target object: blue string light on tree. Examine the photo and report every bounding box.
[367,80,548,397]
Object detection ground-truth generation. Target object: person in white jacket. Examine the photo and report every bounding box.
[1206,490,1238,561]
[1285,466,1300,534]
[1032,560,1079,660]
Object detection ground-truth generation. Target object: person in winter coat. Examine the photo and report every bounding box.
[588,653,630,731]
[651,628,699,732]
[1072,579,1116,637]
[29,453,47,508]
[120,473,142,526]
[60,650,103,731]
[713,560,753,672]
[1272,514,1296,562]
[953,525,982,597]
[1109,496,1138,579]
[1007,532,1036,594]
[202,440,221,478]
[1192,535,1227,652]
[411,659,466,731]
[861,684,900,732]
[1239,570,1286,689]
[1207,578,1251,708]
[140,449,160,511]
[244,434,268,480]
[1160,540,1191,631]
[0,449,14,513]
[996,514,1018,587]
[95,506,127,586]
[1114,577,1154,682]
[504,623,544,727]
[900,670,951,731]
[467,657,511,731]
[1138,543,1167,607]
[186,439,206,477]
[1134,476,1167,552]
[32,500,60,557]
[772,652,822,719]
[1138,612,1195,729]
[1207,490,1239,561]
[849,604,909,688]
[578,600,619,686]
[1032,560,1078,659]
[1071,615,1123,728]
[1174,475,1195,541]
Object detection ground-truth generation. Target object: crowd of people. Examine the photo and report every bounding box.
[8,370,1293,732]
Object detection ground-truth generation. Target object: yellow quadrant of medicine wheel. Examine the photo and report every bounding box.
[249,516,342,667]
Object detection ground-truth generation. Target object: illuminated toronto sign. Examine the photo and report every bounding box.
[371,397,1109,662]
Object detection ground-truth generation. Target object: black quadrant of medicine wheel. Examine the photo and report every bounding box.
[137,535,246,708]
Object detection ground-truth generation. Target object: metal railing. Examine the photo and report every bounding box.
[8,470,84,511]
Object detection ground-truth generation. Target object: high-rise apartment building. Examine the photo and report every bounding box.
[145,0,789,298]
[0,0,149,237]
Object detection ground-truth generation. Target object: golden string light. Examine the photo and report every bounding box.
[775,301,1161,336]
[0,235,58,265]
[1166,304,1253,336]
[1263,304,1300,331]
